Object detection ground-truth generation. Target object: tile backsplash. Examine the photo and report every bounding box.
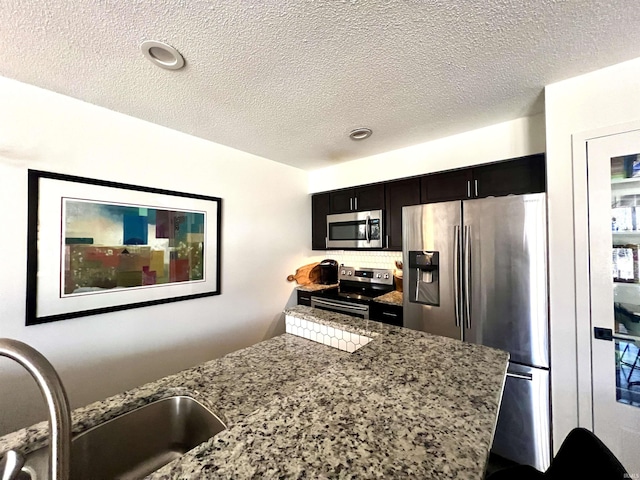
[312,250,403,270]
[285,315,376,353]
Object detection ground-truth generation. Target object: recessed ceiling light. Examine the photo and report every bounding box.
[140,40,185,70]
[349,128,372,140]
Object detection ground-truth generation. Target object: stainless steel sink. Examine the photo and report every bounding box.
[18,395,226,480]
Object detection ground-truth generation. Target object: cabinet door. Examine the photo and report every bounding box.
[329,189,354,213]
[421,169,473,203]
[297,290,312,306]
[370,302,403,326]
[311,193,330,250]
[473,154,545,198]
[355,184,385,211]
[385,178,421,250]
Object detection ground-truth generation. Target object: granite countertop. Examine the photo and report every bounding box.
[0,307,508,479]
[295,283,338,292]
[372,289,403,306]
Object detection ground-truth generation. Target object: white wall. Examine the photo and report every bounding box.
[0,77,310,436]
[309,114,546,193]
[545,56,640,451]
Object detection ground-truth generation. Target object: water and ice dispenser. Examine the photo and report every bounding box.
[408,250,440,306]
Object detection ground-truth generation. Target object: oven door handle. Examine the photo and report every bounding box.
[311,298,369,312]
[310,297,370,319]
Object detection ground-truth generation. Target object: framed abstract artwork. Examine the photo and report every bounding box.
[26,170,222,325]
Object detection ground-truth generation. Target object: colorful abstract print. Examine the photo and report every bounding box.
[63,199,205,296]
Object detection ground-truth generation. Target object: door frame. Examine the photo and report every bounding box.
[572,120,640,429]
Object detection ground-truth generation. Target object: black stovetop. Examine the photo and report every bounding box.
[313,281,394,304]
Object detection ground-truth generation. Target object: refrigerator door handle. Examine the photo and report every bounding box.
[507,371,534,381]
[464,225,471,329]
[454,225,461,327]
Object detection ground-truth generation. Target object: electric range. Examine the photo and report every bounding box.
[310,266,395,319]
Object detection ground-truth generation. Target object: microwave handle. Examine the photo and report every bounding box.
[365,216,370,243]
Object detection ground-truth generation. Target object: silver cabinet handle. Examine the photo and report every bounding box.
[355,196,358,210]
[382,312,398,317]
[464,225,471,329]
[467,180,471,198]
[350,197,353,211]
[474,179,478,197]
[385,235,389,249]
[507,372,533,381]
[453,225,461,327]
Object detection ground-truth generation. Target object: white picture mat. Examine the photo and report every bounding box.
[36,177,219,318]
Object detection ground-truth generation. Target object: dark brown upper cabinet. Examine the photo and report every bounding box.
[385,178,421,250]
[311,192,330,250]
[473,154,545,198]
[329,184,385,213]
[311,153,546,250]
[421,154,545,203]
[421,169,473,203]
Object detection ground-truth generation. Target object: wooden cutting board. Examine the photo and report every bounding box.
[287,262,321,285]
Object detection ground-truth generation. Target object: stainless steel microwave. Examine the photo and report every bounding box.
[326,210,383,249]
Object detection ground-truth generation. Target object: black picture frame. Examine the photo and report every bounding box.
[26,170,222,325]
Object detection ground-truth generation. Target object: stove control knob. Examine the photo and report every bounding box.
[376,273,382,278]
[341,270,346,275]
[347,271,352,276]
[384,273,390,279]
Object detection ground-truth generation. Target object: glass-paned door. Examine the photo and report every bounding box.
[611,155,640,407]
[588,130,640,475]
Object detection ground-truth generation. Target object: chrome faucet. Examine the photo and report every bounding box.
[0,339,71,480]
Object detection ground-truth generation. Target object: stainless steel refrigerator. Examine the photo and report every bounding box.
[402,193,550,471]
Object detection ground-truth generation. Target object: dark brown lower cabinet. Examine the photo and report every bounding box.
[370,302,403,327]
[297,290,312,306]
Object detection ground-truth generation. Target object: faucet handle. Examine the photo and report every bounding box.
[0,450,25,480]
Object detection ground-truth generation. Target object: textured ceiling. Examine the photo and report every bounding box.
[1,1,640,170]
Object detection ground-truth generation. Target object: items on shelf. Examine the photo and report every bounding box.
[613,244,640,283]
